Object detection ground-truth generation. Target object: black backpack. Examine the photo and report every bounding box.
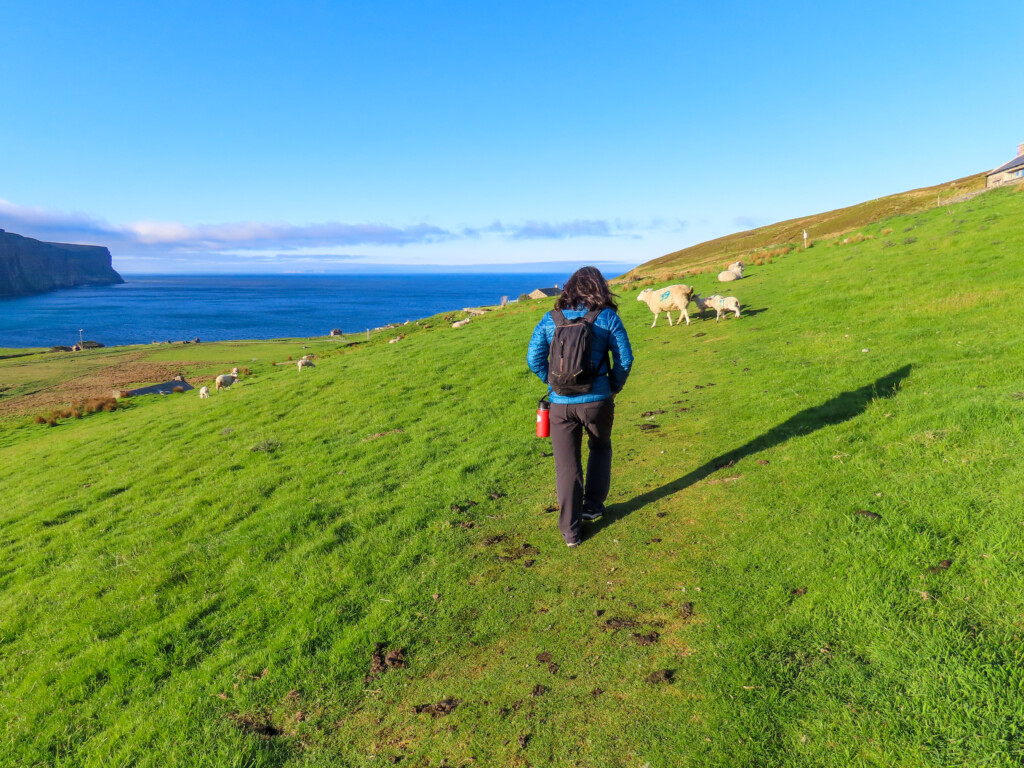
[547,308,605,396]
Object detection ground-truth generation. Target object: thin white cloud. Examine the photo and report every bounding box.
[0,198,687,257]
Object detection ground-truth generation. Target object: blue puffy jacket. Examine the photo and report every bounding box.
[527,306,634,404]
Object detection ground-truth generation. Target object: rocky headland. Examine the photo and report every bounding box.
[0,230,124,298]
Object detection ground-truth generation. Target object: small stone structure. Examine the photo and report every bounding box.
[986,143,1024,188]
[528,285,561,300]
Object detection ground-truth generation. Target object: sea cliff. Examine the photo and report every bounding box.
[0,230,124,298]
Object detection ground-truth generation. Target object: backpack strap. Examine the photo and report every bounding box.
[550,308,567,327]
[583,308,603,324]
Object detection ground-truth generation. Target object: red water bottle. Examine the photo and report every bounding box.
[536,398,550,438]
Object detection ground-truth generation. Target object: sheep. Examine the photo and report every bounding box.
[215,374,236,391]
[636,285,695,327]
[198,386,210,399]
[693,293,741,322]
[718,260,744,282]
[230,367,240,377]
[297,359,315,370]
[452,318,471,329]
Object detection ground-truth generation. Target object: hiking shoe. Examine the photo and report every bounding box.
[567,540,581,548]
[581,508,603,522]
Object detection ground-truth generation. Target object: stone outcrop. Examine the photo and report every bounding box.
[0,230,124,298]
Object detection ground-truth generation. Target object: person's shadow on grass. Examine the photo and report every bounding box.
[590,364,912,535]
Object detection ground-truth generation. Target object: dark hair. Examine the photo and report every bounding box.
[555,266,618,311]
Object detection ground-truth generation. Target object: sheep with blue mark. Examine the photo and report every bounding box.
[636,285,695,327]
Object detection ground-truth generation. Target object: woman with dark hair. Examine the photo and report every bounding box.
[527,266,634,547]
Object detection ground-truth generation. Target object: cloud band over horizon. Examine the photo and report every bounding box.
[0,199,683,258]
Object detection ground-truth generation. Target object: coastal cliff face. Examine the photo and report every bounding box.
[0,230,124,298]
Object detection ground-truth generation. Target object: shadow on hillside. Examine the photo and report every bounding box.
[590,364,912,536]
[690,305,767,322]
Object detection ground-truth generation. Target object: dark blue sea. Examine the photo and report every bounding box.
[0,273,573,348]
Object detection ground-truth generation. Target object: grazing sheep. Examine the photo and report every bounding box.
[198,386,210,399]
[636,285,695,327]
[693,294,741,322]
[297,359,315,370]
[215,374,236,391]
[388,333,406,344]
[718,260,744,282]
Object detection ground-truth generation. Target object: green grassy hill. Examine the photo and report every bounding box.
[621,172,986,281]
[3,184,1024,767]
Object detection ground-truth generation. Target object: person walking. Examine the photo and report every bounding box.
[527,266,634,547]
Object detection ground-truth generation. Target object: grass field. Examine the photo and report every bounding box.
[2,184,1024,766]
[620,172,986,281]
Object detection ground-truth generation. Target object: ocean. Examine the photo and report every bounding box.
[0,273,572,348]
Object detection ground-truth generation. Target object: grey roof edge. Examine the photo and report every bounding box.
[988,154,1024,175]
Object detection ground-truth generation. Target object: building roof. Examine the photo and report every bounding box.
[529,287,561,297]
[988,154,1024,176]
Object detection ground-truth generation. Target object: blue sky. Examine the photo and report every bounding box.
[1,0,1022,273]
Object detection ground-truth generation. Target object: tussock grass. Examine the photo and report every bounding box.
[1,187,1024,766]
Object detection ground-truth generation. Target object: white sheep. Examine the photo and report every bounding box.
[452,318,471,329]
[198,386,210,399]
[718,260,744,282]
[297,359,315,370]
[230,367,240,377]
[215,374,236,391]
[636,285,695,327]
[694,294,741,322]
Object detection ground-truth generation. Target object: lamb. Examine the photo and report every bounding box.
[297,358,315,370]
[718,260,744,282]
[198,386,210,399]
[214,374,236,391]
[636,285,695,327]
[693,294,741,322]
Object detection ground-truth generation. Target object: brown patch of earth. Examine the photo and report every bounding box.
[227,710,284,738]
[646,669,674,684]
[0,357,191,415]
[603,617,640,631]
[497,542,539,562]
[413,699,459,717]
[366,643,406,682]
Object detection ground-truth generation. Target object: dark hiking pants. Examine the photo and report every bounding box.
[550,397,615,544]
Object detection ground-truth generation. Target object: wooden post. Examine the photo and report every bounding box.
[500,295,508,308]
[366,329,370,340]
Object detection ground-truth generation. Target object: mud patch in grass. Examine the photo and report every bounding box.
[413,699,460,717]
[227,711,283,738]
